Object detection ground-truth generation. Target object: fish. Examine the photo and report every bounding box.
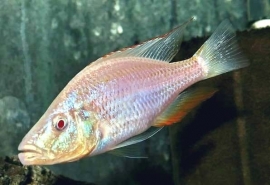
[18,18,249,166]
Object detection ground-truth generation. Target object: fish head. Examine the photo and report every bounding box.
[18,97,98,165]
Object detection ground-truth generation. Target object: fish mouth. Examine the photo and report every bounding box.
[18,144,44,166]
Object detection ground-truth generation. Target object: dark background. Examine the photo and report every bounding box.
[0,0,269,184]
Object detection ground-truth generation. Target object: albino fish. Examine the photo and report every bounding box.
[18,18,249,165]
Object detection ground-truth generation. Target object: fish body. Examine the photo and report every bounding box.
[73,56,203,157]
[18,19,249,165]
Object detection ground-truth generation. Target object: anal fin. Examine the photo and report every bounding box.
[153,87,217,127]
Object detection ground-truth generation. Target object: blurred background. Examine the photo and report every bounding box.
[0,0,269,184]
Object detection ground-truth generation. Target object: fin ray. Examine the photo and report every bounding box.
[93,18,194,64]
[108,144,148,158]
[110,126,163,150]
[194,20,249,79]
[153,87,217,127]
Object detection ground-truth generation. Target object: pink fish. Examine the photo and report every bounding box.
[18,18,249,165]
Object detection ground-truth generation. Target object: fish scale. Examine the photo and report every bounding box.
[18,19,249,165]
[82,57,204,153]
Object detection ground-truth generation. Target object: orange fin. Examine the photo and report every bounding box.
[152,87,218,127]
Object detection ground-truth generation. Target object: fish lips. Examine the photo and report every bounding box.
[18,143,44,166]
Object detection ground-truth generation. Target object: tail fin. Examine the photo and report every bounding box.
[194,20,249,79]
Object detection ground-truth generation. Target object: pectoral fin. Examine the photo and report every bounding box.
[108,144,148,158]
[153,87,217,127]
[108,127,163,158]
[110,126,163,150]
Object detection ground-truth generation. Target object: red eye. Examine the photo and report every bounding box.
[56,119,66,130]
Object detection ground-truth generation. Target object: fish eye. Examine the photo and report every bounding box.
[55,118,67,131]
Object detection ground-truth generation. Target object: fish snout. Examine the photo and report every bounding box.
[18,141,44,165]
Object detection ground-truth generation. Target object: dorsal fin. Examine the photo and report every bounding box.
[92,17,194,65]
[153,87,217,127]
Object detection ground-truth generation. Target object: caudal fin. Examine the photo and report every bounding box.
[194,20,249,79]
